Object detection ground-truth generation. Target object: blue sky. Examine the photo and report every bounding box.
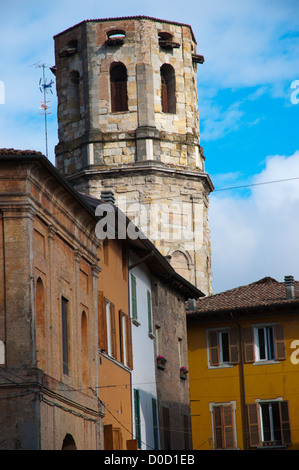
[0,0,298,293]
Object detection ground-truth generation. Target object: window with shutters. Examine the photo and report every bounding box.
[247,400,291,448]
[147,290,154,337]
[210,402,237,449]
[160,64,176,114]
[134,389,142,449]
[110,62,128,112]
[207,328,239,368]
[244,323,286,364]
[130,274,138,324]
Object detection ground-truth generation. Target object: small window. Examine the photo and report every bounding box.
[207,328,239,367]
[110,62,128,112]
[134,389,142,449]
[106,30,126,45]
[244,324,286,363]
[61,297,69,375]
[160,64,176,114]
[247,400,291,448]
[147,290,153,336]
[211,404,236,449]
[130,274,138,322]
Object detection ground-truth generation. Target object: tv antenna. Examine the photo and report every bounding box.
[37,63,54,158]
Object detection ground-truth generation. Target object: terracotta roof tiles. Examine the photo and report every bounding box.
[188,276,299,316]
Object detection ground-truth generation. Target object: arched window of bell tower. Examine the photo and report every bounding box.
[160,64,176,114]
[110,62,128,113]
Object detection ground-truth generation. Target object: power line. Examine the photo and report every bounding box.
[213,176,299,192]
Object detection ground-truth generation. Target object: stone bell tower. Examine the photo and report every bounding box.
[53,16,213,295]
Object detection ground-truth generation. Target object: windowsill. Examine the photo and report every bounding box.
[99,350,131,372]
[208,363,234,370]
[258,444,286,450]
[253,360,280,366]
[148,332,155,339]
[133,319,140,327]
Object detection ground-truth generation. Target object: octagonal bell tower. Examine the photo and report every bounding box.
[53,16,213,294]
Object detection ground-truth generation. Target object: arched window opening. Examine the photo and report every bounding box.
[62,433,77,450]
[81,311,88,385]
[110,62,128,113]
[106,30,126,46]
[36,278,46,369]
[68,70,80,121]
[160,64,176,114]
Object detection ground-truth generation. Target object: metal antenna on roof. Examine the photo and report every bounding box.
[37,63,53,159]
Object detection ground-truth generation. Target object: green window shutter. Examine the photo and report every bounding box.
[152,398,159,450]
[134,389,141,448]
[131,274,137,320]
[147,290,152,334]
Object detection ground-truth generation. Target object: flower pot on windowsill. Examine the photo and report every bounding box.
[180,367,189,379]
[157,355,167,370]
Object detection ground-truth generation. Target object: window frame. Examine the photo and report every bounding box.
[247,399,292,448]
[252,323,281,364]
[209,401,237,449]
[207,328,238,368]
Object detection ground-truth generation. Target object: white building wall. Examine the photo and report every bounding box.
[129,252,160,450]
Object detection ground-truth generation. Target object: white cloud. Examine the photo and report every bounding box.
[210,150,299,293]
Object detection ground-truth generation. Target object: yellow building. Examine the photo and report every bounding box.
[187,276,299,450]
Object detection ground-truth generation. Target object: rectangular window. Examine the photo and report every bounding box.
[178,338,183,367]
[155,325,162,357]
[211,404,236,449]
[147,290,153,336]
[61,297,69,375]
[244,324,286,363]
[106,300,112,356]
[256,326,275,361]
[208,329,239,367]
[131,274,138,321]
[247,400,291,448]
[134,389,141,449]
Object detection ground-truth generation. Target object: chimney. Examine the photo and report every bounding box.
[101,190,115,204]
[188,298,197,311]
[284,275,295,300]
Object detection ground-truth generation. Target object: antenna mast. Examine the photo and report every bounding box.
[38,64,53,159]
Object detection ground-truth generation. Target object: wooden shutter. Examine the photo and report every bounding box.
[163,407,171,450]
[279,401,291,445]
[119,310,124,363]
[213,406,223,449]
[247,403,261,447]
[275,325,286,360]
[229,328,239,364]
[126,315,133,369]
[243,327,255,363]
[213,405,234,449]
[110,302,117,358]
[208,331,219,366]
[131,274,137,320]
[98,291,108,351]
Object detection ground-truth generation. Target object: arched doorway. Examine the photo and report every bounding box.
[62,433,77,450]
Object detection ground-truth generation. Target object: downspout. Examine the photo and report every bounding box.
[0,210,7,367]
[230,312,249,450]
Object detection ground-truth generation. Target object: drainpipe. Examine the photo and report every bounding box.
[0,210,7,367]
[230,312,249,450]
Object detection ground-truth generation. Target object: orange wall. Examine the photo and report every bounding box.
[98,239,132,449]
